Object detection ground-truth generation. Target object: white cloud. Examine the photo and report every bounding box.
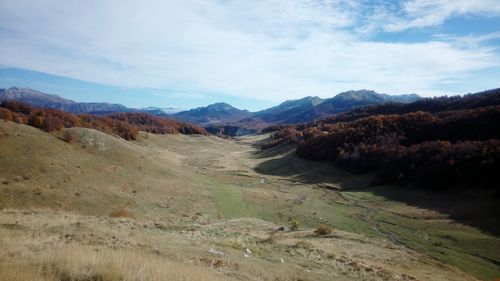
[433,31,500,49]
[385,0,500,31]
[0,0,499,102]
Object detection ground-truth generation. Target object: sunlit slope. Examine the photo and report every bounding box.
[0,120,214,217]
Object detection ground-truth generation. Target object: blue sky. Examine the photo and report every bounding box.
[0,0,499,111]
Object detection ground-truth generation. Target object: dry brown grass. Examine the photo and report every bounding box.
[0,241,229,281]
[109,209,133,218]
[0,121,489,281]
[0,211,306,281]
[294,240,313,250]
[0,264,51,281]
[62,130,74,143]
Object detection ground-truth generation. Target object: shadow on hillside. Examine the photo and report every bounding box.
[252,146,372,190]
[253,145,500,237]
[364,185,500,236]
[252,143,296,159]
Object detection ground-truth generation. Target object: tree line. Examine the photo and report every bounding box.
[263,89,500,189]
[0,100,207,140]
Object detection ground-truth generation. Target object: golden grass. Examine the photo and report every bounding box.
[0,263,50,281]
[0,241,229,281]
[0,211,304,281]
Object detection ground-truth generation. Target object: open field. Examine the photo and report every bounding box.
[0,120,498,280]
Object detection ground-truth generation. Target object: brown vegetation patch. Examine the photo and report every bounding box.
[0,101,207,141]
[109,209,133,218]
[264,90,500,189]
[314,225,334,236]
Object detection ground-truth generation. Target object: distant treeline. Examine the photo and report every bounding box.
[263,89,500,189]
[0,101,207,140]
[108,112,208,135]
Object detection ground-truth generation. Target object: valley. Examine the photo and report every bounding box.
[2,2,500,280]
[1,120,498,281]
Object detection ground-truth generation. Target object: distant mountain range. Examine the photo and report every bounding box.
[0,87,129,114]
[0,87,421,135]
[171,90,420,126]
[172,102,252,125]
[254,96,324,124]
[140,106,184,115]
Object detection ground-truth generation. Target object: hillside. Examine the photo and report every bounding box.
[0,87,130,114]
[250,90,420,125]
[172,90,421,137]
[173,102,252,125]
[1,87,421,137]
[0,87,74,105]
[254,96,325,123]
[1,120,498,280]
[262,88,500,189]
[308,90,420,122]
[0,101,207,139]
[108,112,208,135]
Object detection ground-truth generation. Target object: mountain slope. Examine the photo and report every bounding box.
[253,90,420,124]
[1,87,421,135]
[310,90,420,121]
[173,102,252,125]
[254,96,325,123]
[0,87,74,105]
[0,87,129,114]
[263,88,500,190]
[0,101,208,139]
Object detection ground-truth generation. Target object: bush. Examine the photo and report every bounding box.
[109,209,133,218]
[0,108,13,121]
[62,131,74,143]
[294,240,313,250]
[289,219,301,231]
[314,225,333,236]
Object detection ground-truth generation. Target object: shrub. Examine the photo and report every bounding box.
[314,225,333,236]
[294,240,313,250]
[0,108,13,121]
[289,219,301,231]
[62,131,74,143]
[109,209,133,218]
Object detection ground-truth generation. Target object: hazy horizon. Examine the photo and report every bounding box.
[1,67,498,112]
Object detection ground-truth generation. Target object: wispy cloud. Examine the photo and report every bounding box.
[382,0,500,31]
[0,0,499,103]
[434,31,500,49]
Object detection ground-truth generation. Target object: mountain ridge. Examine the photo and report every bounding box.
[1,86,422,135]
[252,89,421,124]
[0,87,130,114]
[172,102,252,125]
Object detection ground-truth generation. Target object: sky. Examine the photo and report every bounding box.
[0,0,499,111]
